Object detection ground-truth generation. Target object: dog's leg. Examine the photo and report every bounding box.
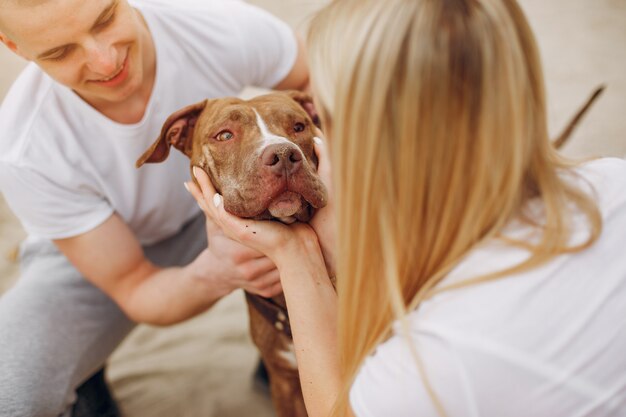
[246,297,309,417]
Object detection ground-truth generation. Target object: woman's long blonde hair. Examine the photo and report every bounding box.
[308,0,601,414]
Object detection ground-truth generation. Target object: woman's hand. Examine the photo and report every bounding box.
[186,166,321,270]
[188,163,340,417]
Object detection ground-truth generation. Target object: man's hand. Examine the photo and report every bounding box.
[190,213,282,298]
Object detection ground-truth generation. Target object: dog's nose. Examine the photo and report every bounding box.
[261,143,303,176]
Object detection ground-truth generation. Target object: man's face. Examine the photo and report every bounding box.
[0,0,151,107]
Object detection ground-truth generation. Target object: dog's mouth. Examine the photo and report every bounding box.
[212,154,328,223]
[220,184,319,224]
[267,191,303,219]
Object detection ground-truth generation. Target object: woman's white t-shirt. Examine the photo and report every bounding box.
[350,158,626,417]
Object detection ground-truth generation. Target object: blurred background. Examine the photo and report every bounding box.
[1,0,624,416]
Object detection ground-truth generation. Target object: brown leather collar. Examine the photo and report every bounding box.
[245,292,292,338]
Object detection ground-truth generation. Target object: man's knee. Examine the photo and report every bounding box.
[0,263,126,417]
[0,369,71,417]
[0,367,120,417]
[0,288,69,417]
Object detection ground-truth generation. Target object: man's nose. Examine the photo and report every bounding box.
[261,143,303,176]
[84,39,118,76]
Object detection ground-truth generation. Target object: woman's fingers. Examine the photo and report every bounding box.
[313,137,324,169]
[189,167,245,227]
[185,176,227,239]
[190,166,221,217]
[185,179,213,215]
[185,166,307,263]
[193,166,216,196]
[313,138,332,191]
[186,177,269,248]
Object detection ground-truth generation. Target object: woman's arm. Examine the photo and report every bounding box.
[187,167,347,417]
[270,225,341,416]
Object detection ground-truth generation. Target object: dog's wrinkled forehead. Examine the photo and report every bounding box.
[251,107,302,148]
[249,93,313,120]
[209,98,309,132]
[195,97,316,154]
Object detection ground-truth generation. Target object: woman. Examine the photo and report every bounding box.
[188,0,626,415]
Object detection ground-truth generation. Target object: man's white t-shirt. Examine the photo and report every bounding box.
[0,0,297,245]
[350,158,626,417]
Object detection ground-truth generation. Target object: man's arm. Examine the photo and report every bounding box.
[272,35,310,92]
[54,213,281,326]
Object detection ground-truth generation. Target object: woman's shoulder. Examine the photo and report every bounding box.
[576,156,626,174]
[572,157,626,212]
[572,156,626,190]
[405,157,626,343]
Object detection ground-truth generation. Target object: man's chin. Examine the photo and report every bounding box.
[78,79,142,107]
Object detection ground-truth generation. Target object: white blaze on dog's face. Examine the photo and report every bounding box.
[136,92,327,223]
[248,109,308,222]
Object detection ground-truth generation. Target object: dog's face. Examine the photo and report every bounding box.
[137,91,328,223]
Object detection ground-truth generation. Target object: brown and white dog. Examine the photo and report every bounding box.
[136,91,328,417]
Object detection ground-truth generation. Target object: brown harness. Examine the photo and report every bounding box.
[245,292,292,338]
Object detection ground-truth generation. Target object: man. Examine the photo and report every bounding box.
[0,0,309,415]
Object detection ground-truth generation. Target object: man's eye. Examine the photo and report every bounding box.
[216,130,234,141]
[46,48,71,61]
[294,122,305,132]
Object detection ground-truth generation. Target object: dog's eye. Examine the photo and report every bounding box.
[216,130,234,141]
[294,122,305,133]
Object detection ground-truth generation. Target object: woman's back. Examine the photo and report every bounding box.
[351,158,626,417]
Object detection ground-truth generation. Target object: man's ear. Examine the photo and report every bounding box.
[0,32,24,57]
[136,100,207,167]
[284,90,322,129]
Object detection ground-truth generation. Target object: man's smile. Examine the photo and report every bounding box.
[90,53,129,87]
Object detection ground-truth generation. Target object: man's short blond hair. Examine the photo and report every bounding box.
[0,0,51,36]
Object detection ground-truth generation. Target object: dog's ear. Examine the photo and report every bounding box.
[284,90,321,129]
[136,100,207,167]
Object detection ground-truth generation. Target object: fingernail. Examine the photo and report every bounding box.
[213,193,222,207]
[193,166,201,179]
[183,182,190,192]
[313,137,322,144]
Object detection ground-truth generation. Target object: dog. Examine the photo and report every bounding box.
[136,90,328,417]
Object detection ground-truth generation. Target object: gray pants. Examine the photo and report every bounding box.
[0,214,207,417]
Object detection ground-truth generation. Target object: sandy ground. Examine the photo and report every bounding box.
[0,1,624,416]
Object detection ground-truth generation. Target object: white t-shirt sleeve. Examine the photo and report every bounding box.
[226,1,298,88]
[0,162,114,239]
[153,0,298,94]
